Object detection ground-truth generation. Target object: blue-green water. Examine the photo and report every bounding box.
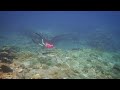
[0,11,120,79]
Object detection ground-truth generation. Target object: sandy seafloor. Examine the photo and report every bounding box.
[0,31,120,79]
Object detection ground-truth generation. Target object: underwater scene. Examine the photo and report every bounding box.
[0,11,120,79]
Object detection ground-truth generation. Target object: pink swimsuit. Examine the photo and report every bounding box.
[45,42,54,48]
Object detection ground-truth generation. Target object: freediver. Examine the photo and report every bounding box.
[31,32,79,49]
[38,38,54,49]
[32,32,54,49]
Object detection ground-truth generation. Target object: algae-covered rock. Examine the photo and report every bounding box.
[0,65,13,73]
[113,64,120,72]
[0,46,18,63]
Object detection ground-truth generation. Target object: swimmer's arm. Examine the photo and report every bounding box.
[38,39,45,46]
[42,39,45,45]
